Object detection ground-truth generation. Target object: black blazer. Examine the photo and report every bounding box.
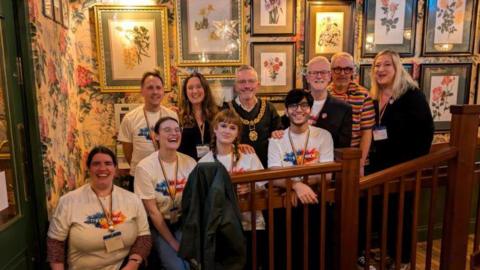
[282,95,352,148]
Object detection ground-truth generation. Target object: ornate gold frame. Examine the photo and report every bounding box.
[92,5,171,92]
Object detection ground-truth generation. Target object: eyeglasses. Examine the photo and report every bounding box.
[160,127,182,134]
[287,102,310,111]
[308,70,330,76]
[332,67,354,74]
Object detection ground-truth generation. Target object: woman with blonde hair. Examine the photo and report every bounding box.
[360,50,433,270]
[367,49,433,172]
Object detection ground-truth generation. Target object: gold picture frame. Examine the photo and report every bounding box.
[92,5,171,92]
[175,0,245,66]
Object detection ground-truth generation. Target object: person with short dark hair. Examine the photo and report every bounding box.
[118,70,178,184]
[47,146,151,270]
[269,89,333,202]
[135,117,196,270]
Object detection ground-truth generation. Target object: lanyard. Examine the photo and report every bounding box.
[288,127,311,165]
[158,154,179,202]
[197,121,205,145]
[143,107,162,150]
[92,186,115,232]
[378,98,391,125]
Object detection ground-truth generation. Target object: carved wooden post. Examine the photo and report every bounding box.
[334,148,362,270]
[440,105,480,270]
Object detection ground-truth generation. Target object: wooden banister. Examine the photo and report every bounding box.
[360,146,458,189]
[333,148,361,270]
[440,105,480,270]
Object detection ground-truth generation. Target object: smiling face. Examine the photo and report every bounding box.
[306,60,331,93]
[89,153,116,191]
[235,69,259,101]
[155,119,182,151]
[373,54,396,89]
[185,77,206,106]
[214,121,239,146]
[286,98,312,127]
[141,75,165,108]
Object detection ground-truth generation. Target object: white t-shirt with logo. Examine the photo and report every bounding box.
[199,151,266,231]
[268,126,334,173]
[118,105,178,175]
[47,183,150,270]
[134,151,196,219]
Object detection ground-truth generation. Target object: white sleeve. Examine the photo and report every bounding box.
[267,139,283,168]
[249,154,267,187]
[118,115,132,143]
[134,165,156,200]
[134,196,151,236]
[47,196,71,241]
[319,131,334,163]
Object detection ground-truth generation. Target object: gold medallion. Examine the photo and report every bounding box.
[249,130,258,141]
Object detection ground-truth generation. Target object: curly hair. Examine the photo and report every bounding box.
[210,109,242,164]
[179,72,219,128]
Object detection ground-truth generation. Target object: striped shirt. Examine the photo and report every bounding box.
[327,82,375,147]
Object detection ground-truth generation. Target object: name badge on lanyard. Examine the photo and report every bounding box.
[103,231,124,253]
[373,126,388,141]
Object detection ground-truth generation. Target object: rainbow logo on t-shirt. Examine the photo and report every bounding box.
[155,178,187,196]
[283,149,319,165]
[84,211,127,229]
[138,127,152,141]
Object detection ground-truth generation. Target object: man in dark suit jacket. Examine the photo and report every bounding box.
[282,56,352,148]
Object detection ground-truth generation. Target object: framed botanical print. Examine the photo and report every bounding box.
[176,74,236,106]
[422,0,478,56]
[176,0,244,66]
[250,0,296,36]
[92,5,171,92]
[359,63,413,89]
[42,0,53,19]
[361,0,416,57]
[251,42,296,96]
[420,63,472,130]
[305,1,355,62]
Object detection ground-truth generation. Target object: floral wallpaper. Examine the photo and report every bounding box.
[27,0,479,215]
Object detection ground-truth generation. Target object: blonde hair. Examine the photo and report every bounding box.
[370,50,418,100]
[235,65,258,81]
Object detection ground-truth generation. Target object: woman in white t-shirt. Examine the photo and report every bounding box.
[47,146,151,270]
[134,117,196,270]
[198,109,267,269]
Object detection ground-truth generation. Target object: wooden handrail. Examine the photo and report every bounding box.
[360,146,458,189]
[230,162,342,184]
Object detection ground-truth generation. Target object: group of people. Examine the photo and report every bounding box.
[45,49,434,270]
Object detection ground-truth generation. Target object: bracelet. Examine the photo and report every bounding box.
[128,257,142,264]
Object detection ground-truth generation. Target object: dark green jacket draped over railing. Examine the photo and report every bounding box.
[179,162,246,270]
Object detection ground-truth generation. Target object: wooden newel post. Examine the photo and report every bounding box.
[334,148,362,270]
[440,105,480,270]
